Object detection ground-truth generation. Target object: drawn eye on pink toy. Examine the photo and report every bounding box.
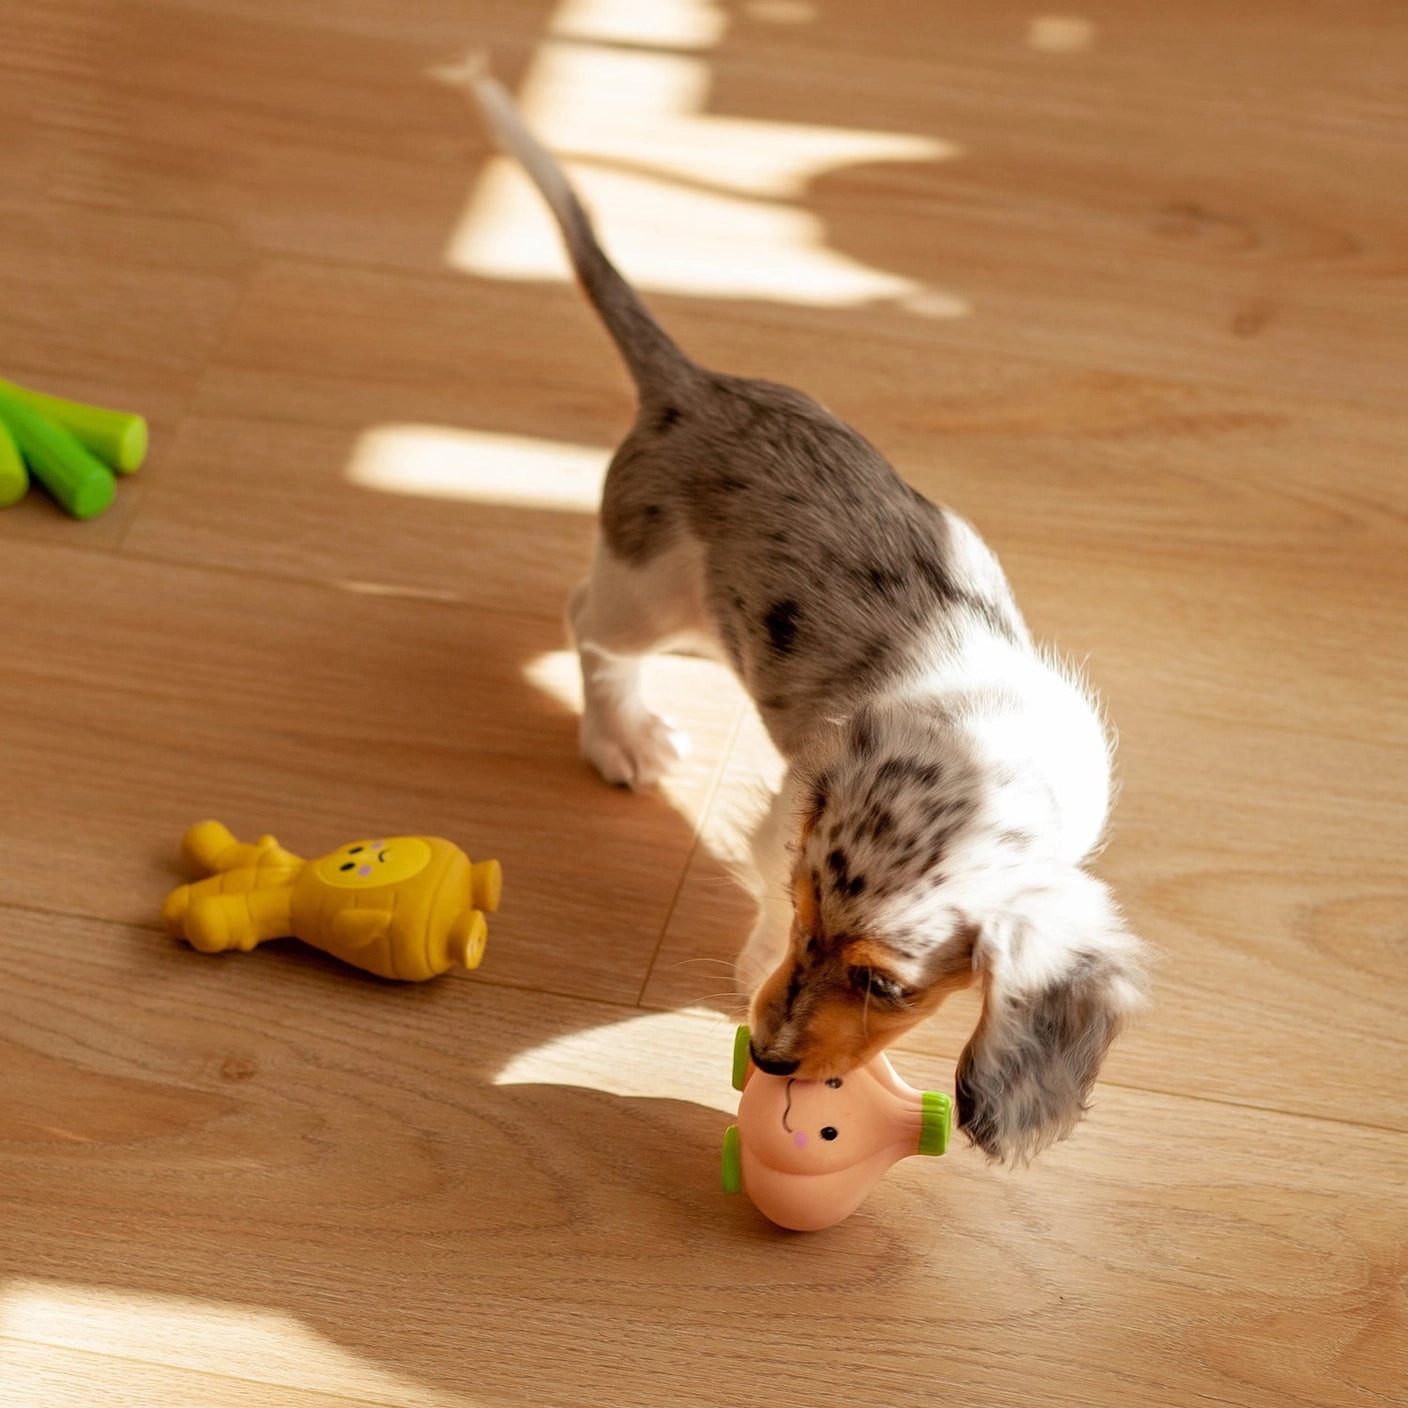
[722,1025,951,1231]
[783,1078,844,1149]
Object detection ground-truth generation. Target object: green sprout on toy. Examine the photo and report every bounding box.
[0,377,148,519]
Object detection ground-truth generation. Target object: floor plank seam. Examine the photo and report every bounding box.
[109,259,265,560]
[0,1331,396,1408]
[634,698,748,1007]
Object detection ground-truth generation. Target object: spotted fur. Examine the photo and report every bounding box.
[468,66,1147,1164]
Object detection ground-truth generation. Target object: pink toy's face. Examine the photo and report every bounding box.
[741,1072,893,1175]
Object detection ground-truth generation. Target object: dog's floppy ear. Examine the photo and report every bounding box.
[955,868,1146,1163]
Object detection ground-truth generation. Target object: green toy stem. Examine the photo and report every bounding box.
[721,1125,742,1195]
[732,1025,752,1092]
[0,376,147,473]
[0,392,116,520]
[0,417,27,508]
[917,1091,953,1156]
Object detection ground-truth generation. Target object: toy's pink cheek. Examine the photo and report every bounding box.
[793,1131,807,1148]
[357,865,373,877]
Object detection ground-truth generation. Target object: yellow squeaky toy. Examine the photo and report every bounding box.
[163,822,503,980]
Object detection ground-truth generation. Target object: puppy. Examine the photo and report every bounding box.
[468,69,1146,1162]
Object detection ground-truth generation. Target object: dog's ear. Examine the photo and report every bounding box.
[955,868,1146,1163]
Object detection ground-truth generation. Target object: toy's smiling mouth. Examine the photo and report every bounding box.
[378,848,390,862]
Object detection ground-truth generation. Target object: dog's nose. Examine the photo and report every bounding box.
[750,1043,800,1077]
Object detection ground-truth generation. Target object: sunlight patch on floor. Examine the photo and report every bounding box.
[554,0,726,46]
[523,647,762,853]
[0,1280,468,1407]
[439,0,966,313]
[346,424,609,512]
[743,0,819,22]
[334,578,467,604]
[493,1006,740,1112]
[1027,16,1097,53]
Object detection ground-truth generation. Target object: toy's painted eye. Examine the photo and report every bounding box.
[349,846,364,854]
[821,1127,838,1141]
[825,1077,843,1089]
[339,862,355,871]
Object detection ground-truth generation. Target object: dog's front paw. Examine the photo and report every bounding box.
[580,709,691,789]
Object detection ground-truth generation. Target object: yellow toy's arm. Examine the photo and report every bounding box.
[180,820,303,876]
[446,909,489,969]
[178,887,295,954]
[471,859,503,913]
[329,910,393,951]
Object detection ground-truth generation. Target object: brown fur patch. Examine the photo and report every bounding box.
[792,870,821,938]
[841,937,899,973]
[778,967,971,1076]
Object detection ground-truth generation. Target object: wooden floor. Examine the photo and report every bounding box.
[3,1,1406,1404]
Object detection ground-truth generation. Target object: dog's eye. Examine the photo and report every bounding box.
[849,966,914,1005]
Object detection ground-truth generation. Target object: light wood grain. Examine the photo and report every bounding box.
[2,0,1406,1404]
[2,910,1405,1408]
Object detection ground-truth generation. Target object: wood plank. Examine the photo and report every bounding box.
[121,258,621,615]
[121,251,1408,620]
[3,1,1407,1405]
[1,909,1404,1408]
[0,540,739,1005]
[0,1339,411,1408]
[0,200,248,545]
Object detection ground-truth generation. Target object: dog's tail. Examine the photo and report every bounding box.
[464,63,700,403]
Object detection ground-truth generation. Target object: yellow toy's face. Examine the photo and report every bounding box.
[312,837,433,889]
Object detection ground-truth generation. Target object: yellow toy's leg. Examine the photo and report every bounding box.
[180,886,294,954]
[446,909,489,970]
[471,859,503,913]
[180,821,302,876]
[162,882,197,937]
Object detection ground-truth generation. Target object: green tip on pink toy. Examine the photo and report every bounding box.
[0,377,148,520]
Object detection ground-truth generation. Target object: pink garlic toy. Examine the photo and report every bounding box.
[722,1026,952,1231]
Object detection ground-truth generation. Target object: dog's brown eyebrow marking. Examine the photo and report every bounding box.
[843,938,902,973]
[793,869,822,936]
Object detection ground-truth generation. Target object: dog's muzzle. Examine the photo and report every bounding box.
[749,1042,800,1077]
